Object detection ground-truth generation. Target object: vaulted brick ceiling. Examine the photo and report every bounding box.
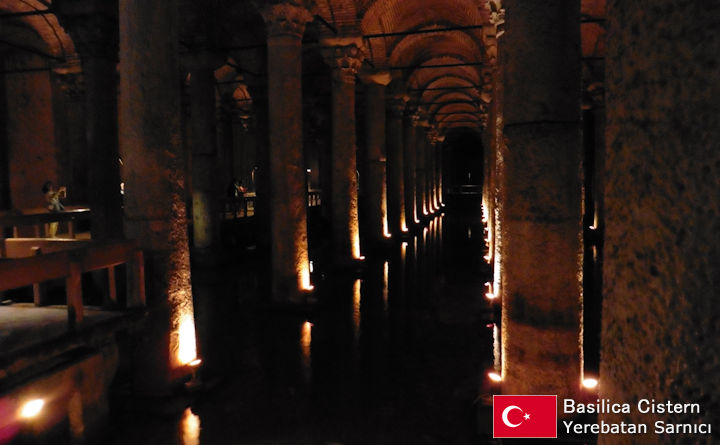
[0,0,605,133]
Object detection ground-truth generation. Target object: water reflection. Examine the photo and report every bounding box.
[382,261,389,313]
[300,321,313,384]
[107,212,495,445]
[179,408,200,445]
[352,279,361,345]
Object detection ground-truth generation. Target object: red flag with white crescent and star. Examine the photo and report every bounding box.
[492,395,557,438]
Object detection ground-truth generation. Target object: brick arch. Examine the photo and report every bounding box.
[405,56,480,89]
[388,29,484,69]
[426,91,483,117]
[421,74,478,91]
[421,85,481,107]
[436,112,482,125]
[360,0,490,67]
[431,102,478,118]
[360,0,489,36]
[314,0,359,35]
[0,1,76,59]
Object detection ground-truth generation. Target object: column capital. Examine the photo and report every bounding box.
[258,2,315,39]
[387,94,409,117]
[359,70,392,86]
[53,58,85,97]
[321,38,365,84]
[55,71,86,98]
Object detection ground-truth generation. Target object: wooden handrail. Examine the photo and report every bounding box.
[0,207,91,238]
[0,239,145,326]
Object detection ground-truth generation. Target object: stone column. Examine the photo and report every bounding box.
[403,109,419,228]
[119,0,196,386]
[386,95,408,236]
[260,3,314,297]
[599,1,720,443]
[500,0,582,402]
[186,50,222,251]
[322,39,364,263]
[425,129,435,213]
[360,71,392,243]
[57,1,123,240]
[53,65,88,206]
[429,130,440,211]
[415,119,427,219]
[436,135,445,207]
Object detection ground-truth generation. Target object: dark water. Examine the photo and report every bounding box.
[106,212,495,444]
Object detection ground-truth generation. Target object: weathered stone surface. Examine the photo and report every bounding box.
[386,94,408,234]
[599,1,720,443]
[119,0,195,386]
[363,78,389,242]
[324,41,364,262]
[499,0,582,404]
[262,5,313,297]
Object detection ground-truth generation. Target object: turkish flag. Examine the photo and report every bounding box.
[493,395,557,438]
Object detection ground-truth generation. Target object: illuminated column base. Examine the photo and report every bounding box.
[386,95,408,237]
[361,72,391,244]
[262,4,314,300]
[415,123,427,221]
[323,40,364,262]
[500,0,582,407]
[119,0,198,388]
[403,112,419,228]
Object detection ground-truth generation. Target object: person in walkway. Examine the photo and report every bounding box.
[41,181,66,237]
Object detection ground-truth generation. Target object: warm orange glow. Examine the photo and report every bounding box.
[300,321,313,382]
[353,279,362,342]
[485,282,496,300]
[299,258,313,291]
[488,371,502,382]
[583,378,599,390]
[178,314,198,366]
[383,261,389,311]
[180,408,200,445]
[19,399,44,419]
[492,323,501,370]
[301,321,313,356]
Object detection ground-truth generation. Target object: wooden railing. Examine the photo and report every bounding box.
[223,193,256,219]
[0,239,145,328]
[0,206,91,238]
[308,189,322,207]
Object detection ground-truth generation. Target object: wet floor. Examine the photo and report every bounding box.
[105,211,496,445]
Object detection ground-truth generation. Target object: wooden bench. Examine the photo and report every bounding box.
[0,240,145,329]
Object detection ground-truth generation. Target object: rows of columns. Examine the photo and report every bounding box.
[58,0,445,389]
